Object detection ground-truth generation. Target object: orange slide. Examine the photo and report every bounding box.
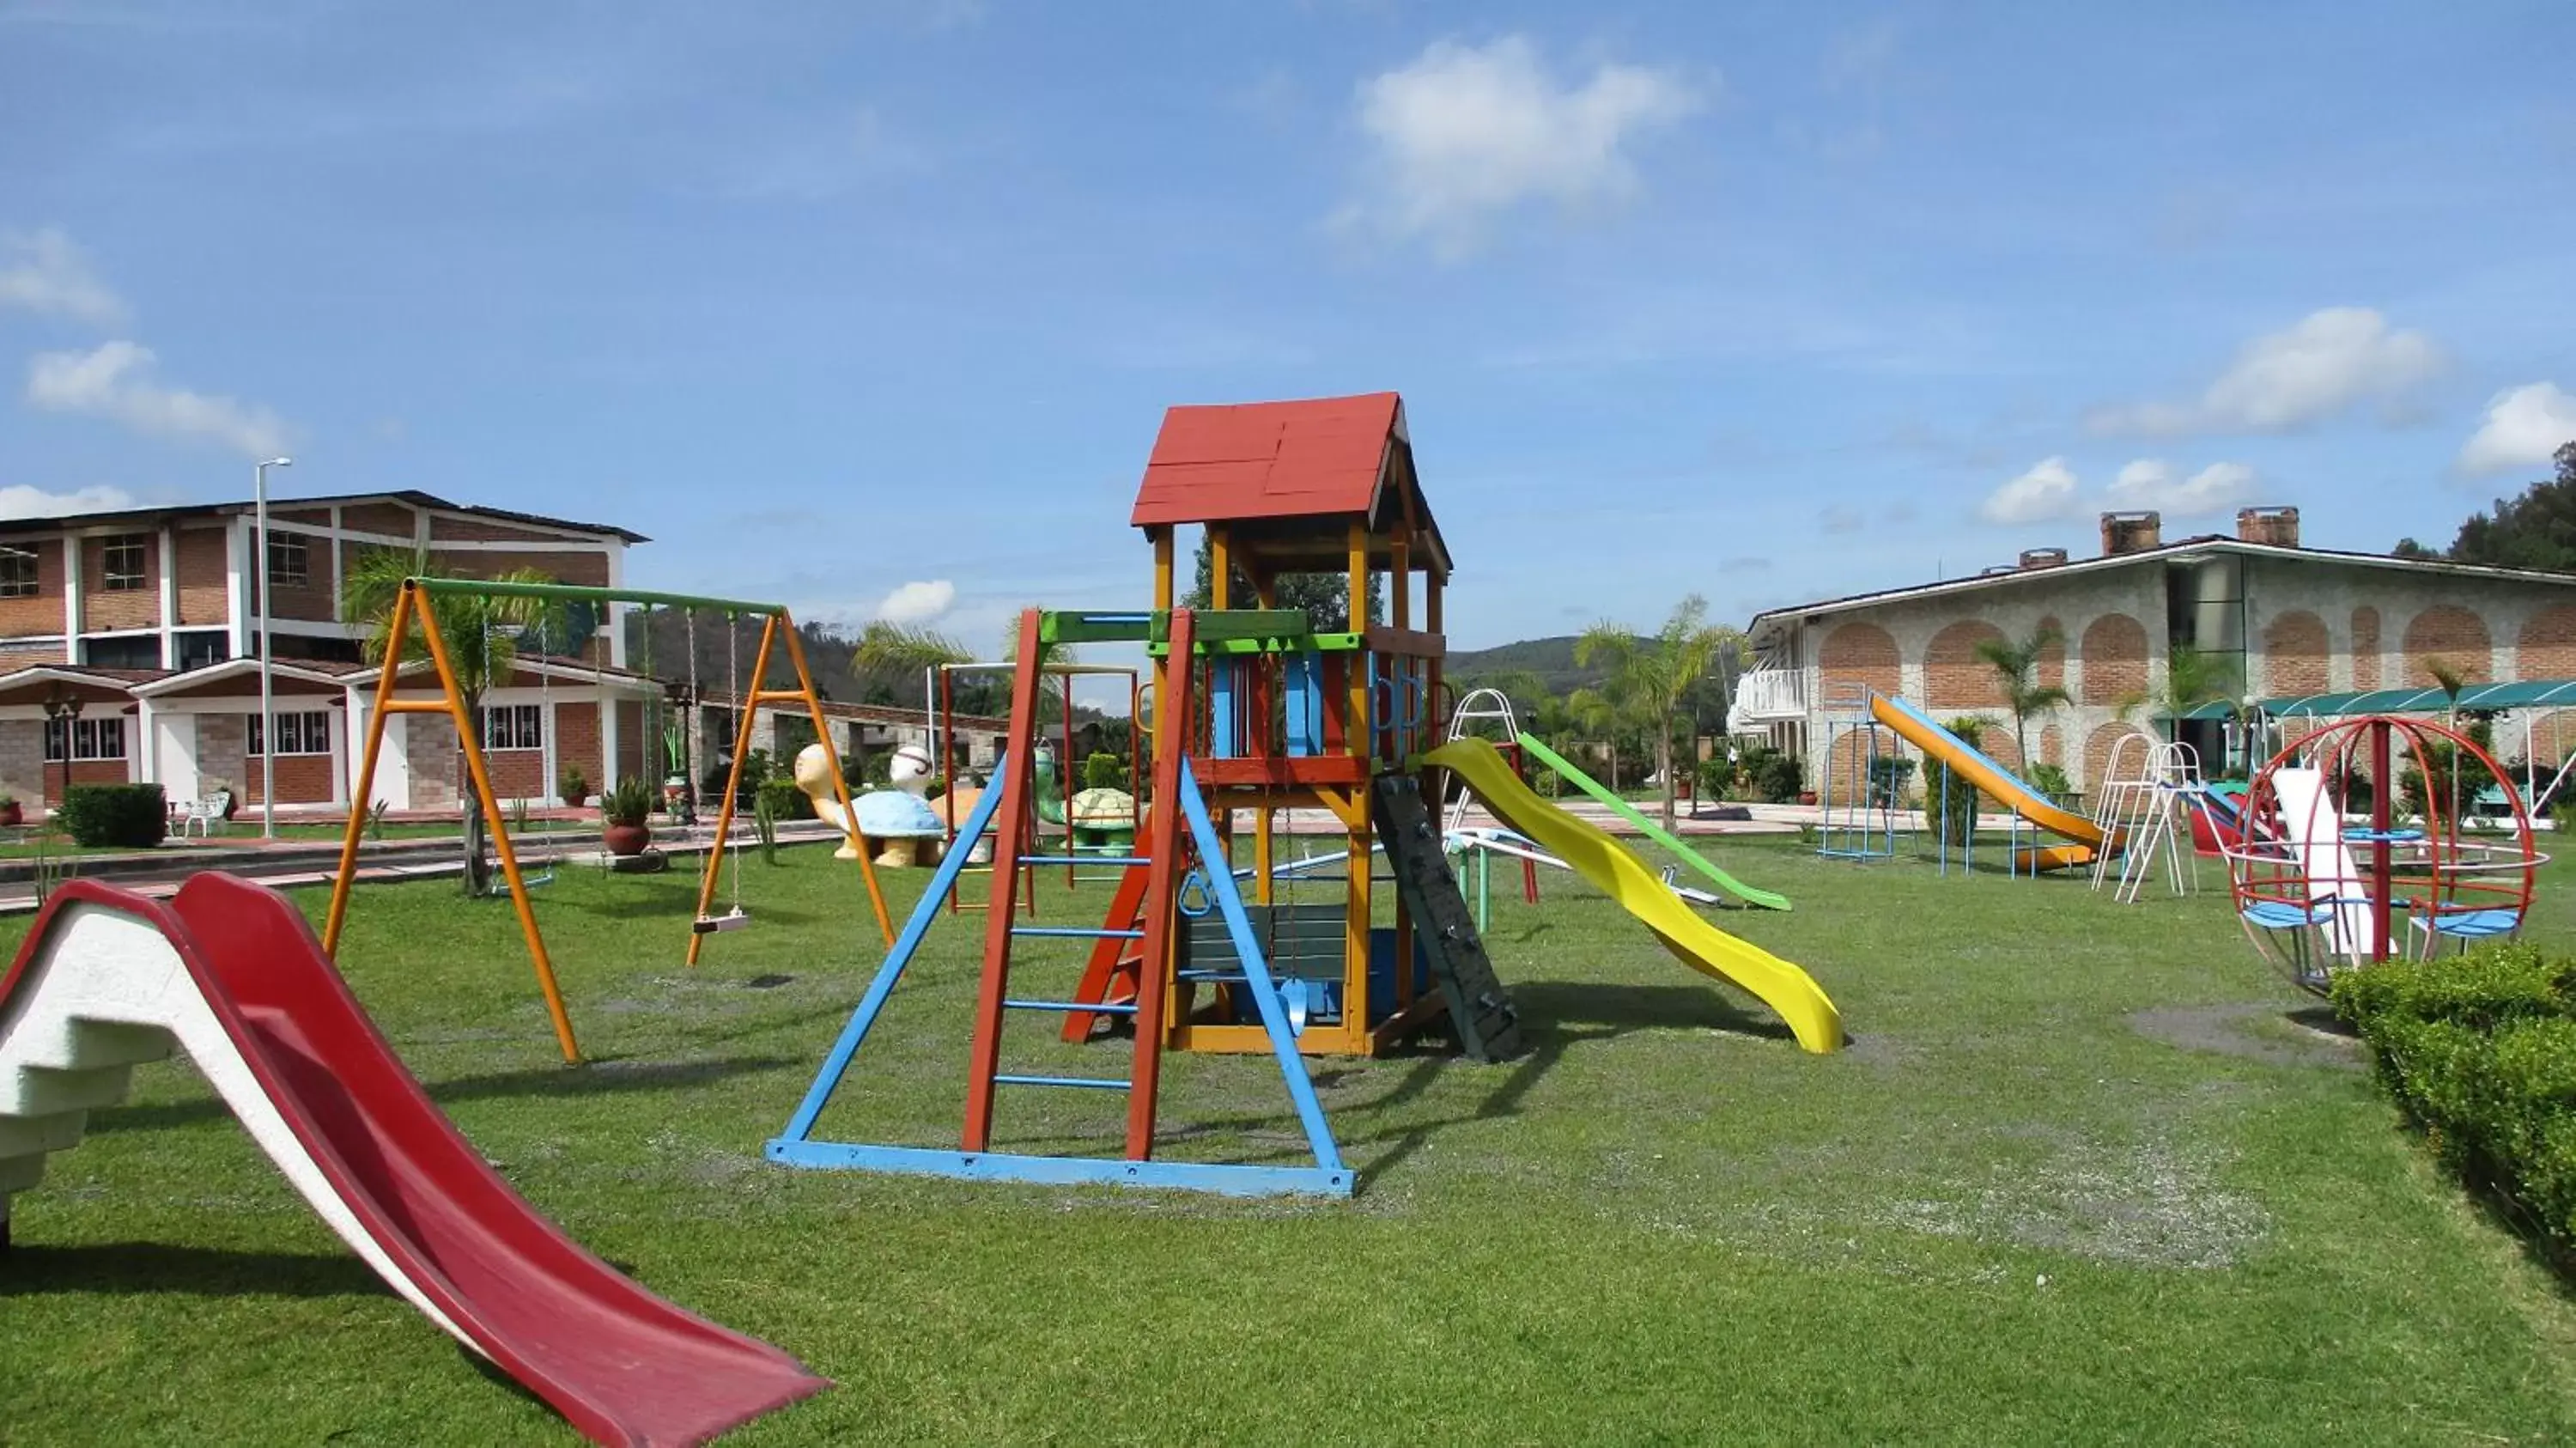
[1868,692,2117,871]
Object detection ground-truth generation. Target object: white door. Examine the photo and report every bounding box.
[365,712,411,810]
[155,714,199,803]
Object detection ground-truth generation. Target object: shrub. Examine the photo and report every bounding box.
[1084,751,1128,792]
[2334,944,2576,1253]
[1532,768,1562,799]
[600,776,657,828]
[58,783,167,849]
[1754,751,1804,804]
[558,767,590,806]
[2028,761,2073,803]
[1867,755,1917,809]
[756,776,809,824]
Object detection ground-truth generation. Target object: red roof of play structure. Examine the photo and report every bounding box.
[1130,392,1407,529]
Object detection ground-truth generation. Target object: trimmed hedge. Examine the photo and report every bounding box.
[59,783,167,849]
[2334,944,2576,1248]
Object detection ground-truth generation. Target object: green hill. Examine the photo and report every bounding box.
[1444,636,1606,697]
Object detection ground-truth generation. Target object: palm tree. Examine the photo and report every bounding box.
[1971,624,2071,770]
[1574,593,1753,831]
[2117,643,2241,744]
[341,547,561,897]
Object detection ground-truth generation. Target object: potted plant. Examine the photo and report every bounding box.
[0,794,21,827]
[558,766,591,808]
[599,776,657,857]
[661,723,691,806]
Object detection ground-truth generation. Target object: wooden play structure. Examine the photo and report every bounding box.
[1070,391,1521,1060]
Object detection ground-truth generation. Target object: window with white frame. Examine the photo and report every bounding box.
[485,703,544,751]
[0,545,37,599]
[247,709,332,757]
[267,532,310,588]
[100,533,149,592]
[44,715,125,762]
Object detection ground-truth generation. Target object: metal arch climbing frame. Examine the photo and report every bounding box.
[323,578,895,1065]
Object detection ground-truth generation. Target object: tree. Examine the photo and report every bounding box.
[2402,441,2576,569]
[1573,594,1752,831]
[2117,643,2241,743]
[1971,624,2071,770]
[1184,532,1384,630]
[341,548,560,897]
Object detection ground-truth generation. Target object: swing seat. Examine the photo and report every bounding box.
[692,909,750,935]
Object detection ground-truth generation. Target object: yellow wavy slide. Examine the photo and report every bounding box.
[1865,693,2114,872]
[1426,739,1844,1055]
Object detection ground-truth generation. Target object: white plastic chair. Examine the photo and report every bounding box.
[175,789,230,839]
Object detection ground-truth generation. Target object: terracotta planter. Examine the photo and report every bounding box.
[1797,790,1819,806]
[602,822,653,857]
[0,802,21,827]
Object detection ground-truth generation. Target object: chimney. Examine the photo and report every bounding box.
[2100,510,2162,557]
[2236,505,2300,548]
[2018,547,2069,570]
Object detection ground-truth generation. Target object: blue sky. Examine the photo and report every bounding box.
[3,1,2573,652]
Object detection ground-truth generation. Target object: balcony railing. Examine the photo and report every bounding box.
[1726,666,1808,732]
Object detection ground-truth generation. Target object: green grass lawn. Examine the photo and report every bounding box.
[8,838,2576,1444]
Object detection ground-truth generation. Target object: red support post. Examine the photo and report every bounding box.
[961,610,1049,1153]
[1123,608,1196,1159]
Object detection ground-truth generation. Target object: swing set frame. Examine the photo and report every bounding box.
[320,575,896,1065]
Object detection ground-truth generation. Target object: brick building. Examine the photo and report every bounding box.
[0,490,657,812]
[1728,506,2576,794]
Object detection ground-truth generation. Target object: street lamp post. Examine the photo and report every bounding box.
[254,456,292,838]
[40,682,82,828]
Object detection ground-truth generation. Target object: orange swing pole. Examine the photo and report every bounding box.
[775,611,895,946]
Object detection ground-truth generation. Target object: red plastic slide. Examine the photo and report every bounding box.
[0,876,826,1446]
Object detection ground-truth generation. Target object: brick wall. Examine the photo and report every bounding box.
[197,713,247,800]
[68,758,130,788]
[0,538,66,639]
[555,701,602,801]
[2078,613,2148,704]
[0,720,44,805]
[1817,621,1900,698]
[484,739,548,800]
[1925,619,2008,709]
[2084,719,2156,790]
[2038,722,2063,769]
[252,538,339,623]
[2262,610,2330,697]
[617,699,649,782]
[2521,605,2576,680]
[430,515,578,543]
[240,752,335,806]
[80,533,161,631]
[174,526,231,626]
[2351,606,2382,688]
[404,710,459,809]
[2401,605,2491,683]
[0,650,63,672]
[342,502,418,538]
[2035,615,2066,691]
[422,549,611,588]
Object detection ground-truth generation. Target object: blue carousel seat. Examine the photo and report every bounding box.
[2413,907,2523,941]
[2242,898,2339,930]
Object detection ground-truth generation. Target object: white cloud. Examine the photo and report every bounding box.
[2457,381,2576,476]
[873,579,957,624]
[0,484,135,520]
[1338,35,1702,255]
[0,228,126,325]
[2101,459,2259,517]
[2086,307,2445,437]
[1979,456,2082,525]
[25,340,288,457]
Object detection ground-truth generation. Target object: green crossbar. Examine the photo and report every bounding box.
[406,575,783,617]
